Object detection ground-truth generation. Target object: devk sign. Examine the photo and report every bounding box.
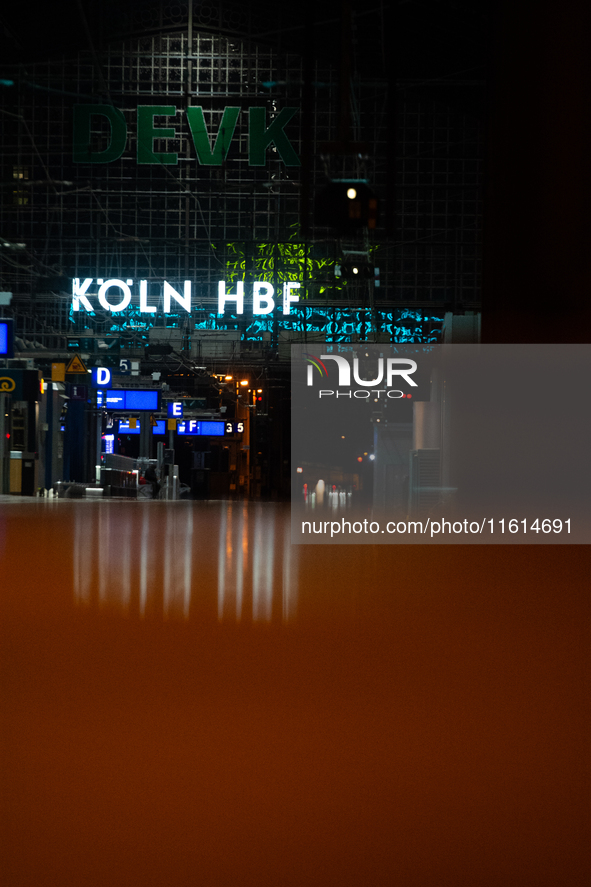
[73,105,300,167]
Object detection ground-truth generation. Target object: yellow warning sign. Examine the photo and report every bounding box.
[150,415,158,426]
[51,362,66,382]
[66,354,88,374]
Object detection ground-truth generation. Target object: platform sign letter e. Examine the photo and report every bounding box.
[168,402,183,418]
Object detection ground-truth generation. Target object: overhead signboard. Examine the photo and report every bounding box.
[97,389,160,411]
[91,367,112,387]
[124,390,160,411]
[177,420,225,436]
[116,418,167,435]
[168,401,183,418]
[118,418,140,435]
[0,319,14,358]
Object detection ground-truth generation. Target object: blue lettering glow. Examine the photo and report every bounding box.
[70,302,445,344]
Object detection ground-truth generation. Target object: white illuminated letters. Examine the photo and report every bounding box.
[218,281,244,314]
[164,280,191,313]
[72,278,94,312]
[253,281,275,314]
[98,279,132,312]
[283,281,300,315]
[139,280,157,313]
[70,278,300,315]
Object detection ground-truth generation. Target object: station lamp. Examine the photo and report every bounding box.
[339,260,375,280]
[314,180,378,234]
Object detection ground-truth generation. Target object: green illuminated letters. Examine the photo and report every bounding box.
[73,104,127,164]
[137,106,178,165]
[186,106,240,165]
[248,107,300,167]
[72,104,301,166]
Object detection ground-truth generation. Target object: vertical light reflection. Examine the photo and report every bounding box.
[252,508,262,620]
[183,506,193,620]
[263,515,274,622]
[73,513,81,602]
[163,507,193,618]
[98,505,109,605]
[71,502,294,624]
[73,505,92,606]
[235,505,247,621]
[217,505,228,620]
[161,506,193,620]
[139,507,150,618]
[252,506,274,622]
[119,511,131,611]
[282,516,297,621]
[163,507,172,616]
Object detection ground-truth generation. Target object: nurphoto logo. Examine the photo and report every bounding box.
[305,353,417,399]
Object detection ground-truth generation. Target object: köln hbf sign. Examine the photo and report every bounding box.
[72,278,301,315]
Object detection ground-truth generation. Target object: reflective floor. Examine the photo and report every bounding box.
[1,500,589,886]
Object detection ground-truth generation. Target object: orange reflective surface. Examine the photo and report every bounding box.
[1,500,589,886]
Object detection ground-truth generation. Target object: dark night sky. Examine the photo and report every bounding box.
[1,1,489,80]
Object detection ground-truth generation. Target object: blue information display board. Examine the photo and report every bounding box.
[177,420,225,436]
[98,389,160,410]
[118,418,140,434]
[0,319,14,358]
[118,418,165,433]
[126,389,160,411]
[116,419,222,435]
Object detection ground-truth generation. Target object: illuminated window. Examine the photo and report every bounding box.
[12,166,29,206]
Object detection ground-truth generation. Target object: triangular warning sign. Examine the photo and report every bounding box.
[66,354,88,374]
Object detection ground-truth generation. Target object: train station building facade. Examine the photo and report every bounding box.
[0,0,483,496]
